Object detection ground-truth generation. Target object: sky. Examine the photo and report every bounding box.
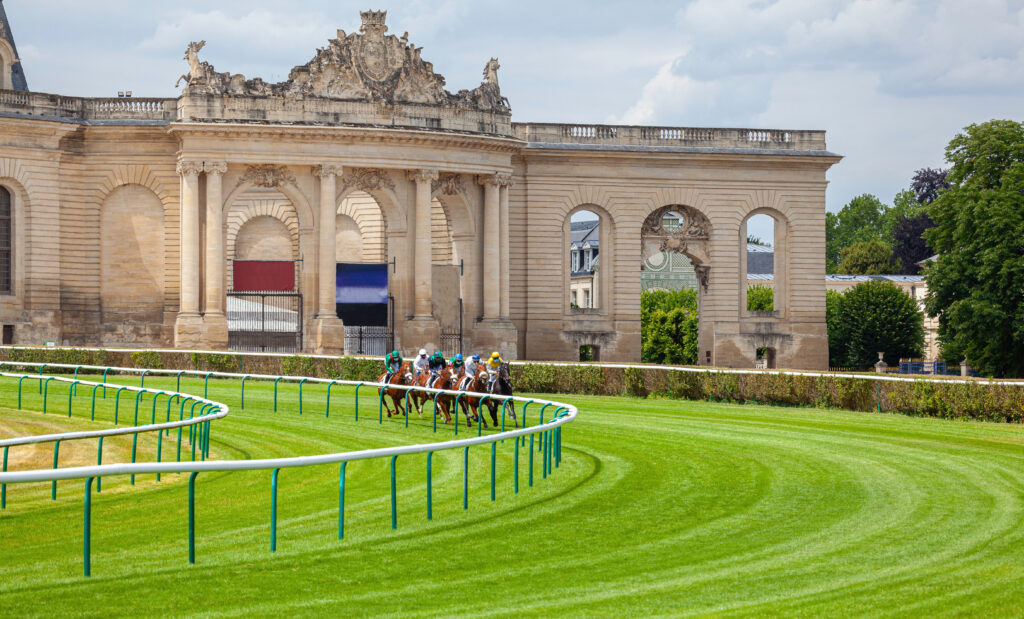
[5,0,1023,242]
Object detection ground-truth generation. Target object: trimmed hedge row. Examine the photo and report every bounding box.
[1,348,1021,423]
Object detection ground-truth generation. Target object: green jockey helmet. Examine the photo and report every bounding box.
[433,350,444,360]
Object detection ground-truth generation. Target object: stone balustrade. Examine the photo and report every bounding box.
[0,89,176,122]
[512,122,828,151]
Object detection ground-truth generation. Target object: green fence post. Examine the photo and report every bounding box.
[463,446,469,510]
[529,433,534,487]
[432,392,441,433]
[140,370,150,388]
[514,437,519,494]
[326,381,337,418]
[114,387,129,425]
[490,441,496,502]
[17,375,26,409]
[354,383,364,421]
[156,430,163,482]
[240,375,248,410]
[270,468,280,552]
[38,363,47,393]
[176,370,184,393]
[338,461,347,540]
[133,390,144,426]
[298,378,307,415]
[274,377,283,412]
[877,386,882,413]
[83,477,95,577]
[72,366,81,396]
[96,437,103,493]
[151,392,162,426]
[102,367,110,398]
[403,389,410,428]
[426,451,433,521]
[454,394,462,436]
[188,472,199,564]
[42,377,54,413]
[129,432,138,485]
[90,384,101,421]
[390,455,398,530]
[378,388,385,424]
[166,394,176,435]
[204,373,212,399]
[1,445,8,509]
[68,381,80,417]
[477,396,490,437]
[51,440,60,500]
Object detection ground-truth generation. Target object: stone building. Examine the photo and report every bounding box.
[569,220,599,308]
[0,8,841,368]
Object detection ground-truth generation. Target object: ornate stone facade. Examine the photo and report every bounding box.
[0,9,840,369]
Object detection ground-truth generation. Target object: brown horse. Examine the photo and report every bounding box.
[432,366,464,425]
[377,362,412,418]
[408,368,441,418]
[455,369,492,427]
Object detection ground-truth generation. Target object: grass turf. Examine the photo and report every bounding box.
[1,374,1023,617]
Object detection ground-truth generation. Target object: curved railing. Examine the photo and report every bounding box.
[0,362,577,577]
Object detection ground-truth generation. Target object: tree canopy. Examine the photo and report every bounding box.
[838,239,896,275]
[641,288,699,364]
[829,281,924,369]
[924,119,1024,376]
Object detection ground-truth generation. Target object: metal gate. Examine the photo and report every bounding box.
[227,291,303,353]
[344,295,395,355]
[440,298,463,356]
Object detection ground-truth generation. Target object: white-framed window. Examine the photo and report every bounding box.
[584,289,591,308]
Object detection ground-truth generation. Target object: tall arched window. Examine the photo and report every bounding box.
[0,186,11,294]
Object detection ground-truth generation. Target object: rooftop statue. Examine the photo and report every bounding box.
[176,10,510,113]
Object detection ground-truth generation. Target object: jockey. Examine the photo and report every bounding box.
[465,354,482,378]
[485,351,503,389]
[383,350,402,382]
[449,353,465,377]
[427,350,447,388]
[412,348,429,377]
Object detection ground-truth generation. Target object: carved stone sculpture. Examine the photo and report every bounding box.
[175,11,511,113]
[238,165,296,189]
[341,168,395,192]
[432,173,464,196]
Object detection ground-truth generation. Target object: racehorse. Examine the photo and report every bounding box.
[430,366,458,425]
[485,362,517,427]
[377,362,412,418]
[408,366,447,418]
[455,369,490,427]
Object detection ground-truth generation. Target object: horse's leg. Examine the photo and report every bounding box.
[507,399,518,427]
[488,400,498,427]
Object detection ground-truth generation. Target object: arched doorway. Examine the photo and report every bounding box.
[335,189,393,355]
[640,205,712,365]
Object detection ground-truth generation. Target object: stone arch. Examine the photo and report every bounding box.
[99,184,166,329]
[563,203,616,314]
[0,160,30,301]
[336,189,386,263]
[225,189,301,290]
[641,204,712,277]
[336,184,405,234]
[223,172,314,232]
[740,206,790,317]
[97,164,173,208]
[234,216,295,261]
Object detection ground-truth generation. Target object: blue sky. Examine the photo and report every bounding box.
[6,0,1023,237]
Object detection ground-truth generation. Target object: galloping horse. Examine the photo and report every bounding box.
[430,367,459,425]
[377,362,412,418]
[455,369,489,427]
[486,362,517,427]
[408,367,447,418]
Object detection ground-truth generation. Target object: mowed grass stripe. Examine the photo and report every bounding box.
[0,376,1022,617]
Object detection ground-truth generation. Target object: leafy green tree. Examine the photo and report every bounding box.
[838,239,896,274]
[924,120,1024,376]
[891,212,934,274]
[746,285,774,311]
[826,194,888,272]
[641,288,699,364]
[911,167,949,204]
[832,280,924,369]
[825,289,847,367]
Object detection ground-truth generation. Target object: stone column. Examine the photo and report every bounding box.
[479,175,501,320]
[312,164,345,353]
[498,177,512,319]
[174,160,204,347]
[202,161,228,347]
[408,169,439,317]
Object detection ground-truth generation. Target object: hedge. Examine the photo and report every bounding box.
[0,348,1021,423]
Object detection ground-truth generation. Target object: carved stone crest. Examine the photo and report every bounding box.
[432,173,464,196]
[641,204,712,289]
[238,165,296,189]
[342,168,395,192]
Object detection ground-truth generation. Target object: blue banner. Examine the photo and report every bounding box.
[336,263,389,326]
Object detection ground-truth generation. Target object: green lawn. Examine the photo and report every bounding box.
[1,375,1023,617]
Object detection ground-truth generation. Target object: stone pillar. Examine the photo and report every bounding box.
[202,161,228,347]
[479,175,501,320]
[312,164,345,353]
[174,160,204,347]
[402,169,441,351]
[499,178,512,319]
[408,169,439,318]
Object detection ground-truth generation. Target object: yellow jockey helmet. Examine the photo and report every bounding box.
[491,351,500,359]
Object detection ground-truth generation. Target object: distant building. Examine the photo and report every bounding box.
[570,220,599,308]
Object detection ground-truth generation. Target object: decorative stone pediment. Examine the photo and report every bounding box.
[178,10,510,113]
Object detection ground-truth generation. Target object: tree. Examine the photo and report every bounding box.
[837,239,896,275]
[924,120,1024,377]
[891,212,935,274]
[831,280,924,369]
[911,167,949,204]
[747,234,769,246]
[825,289,846,367]
[746,285,774,311]
[826,194,888,272]
[641,288,699,364]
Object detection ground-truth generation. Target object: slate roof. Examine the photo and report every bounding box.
[570,219,600,247]
[0,0,29,91]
